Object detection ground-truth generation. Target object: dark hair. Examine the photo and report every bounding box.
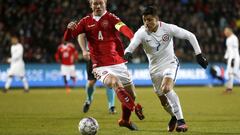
[142,6,158,16]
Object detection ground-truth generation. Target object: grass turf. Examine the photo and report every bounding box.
[0,86,240,135]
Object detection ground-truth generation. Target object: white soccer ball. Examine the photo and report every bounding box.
[78,117,99,135]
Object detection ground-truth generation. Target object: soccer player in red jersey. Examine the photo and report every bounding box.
[55,41,78,93]
[64,0,144,130]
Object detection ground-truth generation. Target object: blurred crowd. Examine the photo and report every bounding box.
[1,0,240,63]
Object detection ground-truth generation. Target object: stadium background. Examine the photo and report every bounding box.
[0,0,240,87]
[0,1,240,135]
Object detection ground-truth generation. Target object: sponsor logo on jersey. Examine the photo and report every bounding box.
[101,20,109,29]
[88,24,95,28]
[162,34,170,42]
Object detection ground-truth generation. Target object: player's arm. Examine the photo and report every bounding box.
[115,22,134,40]
[123,30,142,61]
[169,24,208,69]
[64,20,83,41]
[169,24,201,55]
[77,33,90,60]
[55,48,61,63]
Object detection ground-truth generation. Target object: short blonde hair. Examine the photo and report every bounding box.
[88,0,107,4]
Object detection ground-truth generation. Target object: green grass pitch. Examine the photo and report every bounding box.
[0,86,240,135]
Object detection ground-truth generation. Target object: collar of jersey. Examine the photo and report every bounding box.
[92,11,107,21]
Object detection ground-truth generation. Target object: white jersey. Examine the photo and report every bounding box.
[224,34,240,74]
[125,21,201,73]
[8,43,25,76]
[10,43,24,64]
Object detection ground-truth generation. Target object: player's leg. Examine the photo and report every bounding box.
[225,70,234,92]
[161,77,188,132]
[152,75,176,132]
[124,84,144,120]
[159,95,177,132]
[104,75,135,111]
[20,76,29,93]
[83,60,97,113]
[70,65,77,85]
[70,76,76,85]
[101,73,137,129]
[106,87,116,114]
[61,65,71,93]
[64,75,71,94]
[93,64,140,130]
[3,75,13,93]
[83,79,96,113]
[104,76,138,130]
[61,64,71,94]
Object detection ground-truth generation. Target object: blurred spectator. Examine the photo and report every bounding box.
[0,0,240,63]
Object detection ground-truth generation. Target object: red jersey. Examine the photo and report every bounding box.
[55,43,78,65]
[66,12,127,67]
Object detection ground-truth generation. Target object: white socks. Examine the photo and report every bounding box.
[165,90,184,120]
[163,103,175,116]
[5,77,12,89]
[226,73,233,89]
[22,77,29,90]
[4,76,29,90]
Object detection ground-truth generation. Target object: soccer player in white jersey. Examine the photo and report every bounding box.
[3,35,29,93]
[124,6,208,132]
[223,27,240,92]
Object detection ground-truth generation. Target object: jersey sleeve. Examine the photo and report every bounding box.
[109,13,134,40]
[124,28,143,54]
[168,24,202,55]
[64,19,86,41]
[55,47,61,62]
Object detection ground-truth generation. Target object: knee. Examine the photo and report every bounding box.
[104,75,122,89]
[161,84,171,94]
[88,80,96,87]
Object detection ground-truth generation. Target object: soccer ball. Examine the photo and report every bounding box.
[78,117,99,135]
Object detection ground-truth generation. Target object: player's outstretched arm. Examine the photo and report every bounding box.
[123,29,143,61]
[115,22,134,40]
[64,21,78,41]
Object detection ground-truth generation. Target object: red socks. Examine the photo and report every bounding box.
[115,87,135,111]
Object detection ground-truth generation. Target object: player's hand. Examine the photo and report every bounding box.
[123,52,133,61]
[82,51,90,60]
[67,21,77,30]
[196,53,208,69]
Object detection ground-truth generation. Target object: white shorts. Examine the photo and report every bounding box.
[151,63,179,96]
[61,64,76,77]
[7,62,25,77]
[93,63,132,86]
